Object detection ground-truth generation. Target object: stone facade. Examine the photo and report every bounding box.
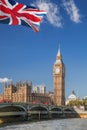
[0,81,51,104]
[33,85,46,94]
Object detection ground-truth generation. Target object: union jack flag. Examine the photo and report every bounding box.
[0,0,46,32]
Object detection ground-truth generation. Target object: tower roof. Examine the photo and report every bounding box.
[56,47,62,60]
[55,47,63,64]
[57,48,61,57]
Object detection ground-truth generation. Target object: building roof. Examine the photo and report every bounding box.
[68,91,78,100]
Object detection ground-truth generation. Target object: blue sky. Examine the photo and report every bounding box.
[0,0,87,99]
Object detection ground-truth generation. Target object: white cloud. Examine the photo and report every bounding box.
[62,0,81,23]
[0,78,12,83]
[32,0,62,28]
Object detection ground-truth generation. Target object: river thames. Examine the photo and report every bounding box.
[0,118,87,130]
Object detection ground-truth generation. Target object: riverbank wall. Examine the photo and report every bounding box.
[75,111,87,118]
[73,107,87,118]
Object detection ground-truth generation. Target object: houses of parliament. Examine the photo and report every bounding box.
[0,48,65,106]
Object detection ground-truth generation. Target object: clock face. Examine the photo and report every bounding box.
[56,68,60,74]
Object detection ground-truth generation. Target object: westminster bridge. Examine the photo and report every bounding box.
[0,103,78,123]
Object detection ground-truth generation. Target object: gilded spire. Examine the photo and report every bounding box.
[57,45,62,59]
[57,47,61,57]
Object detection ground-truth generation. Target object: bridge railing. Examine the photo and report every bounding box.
[0,111,26,117]
[49,111,63,114]
[28,111,48,114]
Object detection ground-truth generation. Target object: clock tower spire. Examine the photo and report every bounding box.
[53,48,65,106]
[57,47,62,61]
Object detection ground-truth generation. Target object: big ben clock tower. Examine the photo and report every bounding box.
[53,48,65,106]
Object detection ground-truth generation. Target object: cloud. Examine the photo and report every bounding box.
[0,78,12,83]
[62,0,81,23]
[32,0,62,28]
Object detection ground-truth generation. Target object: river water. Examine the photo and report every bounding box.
[0,118,87,130]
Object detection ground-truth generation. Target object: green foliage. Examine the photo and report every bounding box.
[68,99,87,106]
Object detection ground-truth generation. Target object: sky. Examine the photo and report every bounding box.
[0,0,87,99]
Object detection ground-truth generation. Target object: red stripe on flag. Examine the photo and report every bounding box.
[1,0,7,5]
[12,3,24,12]
[0,16,8,19]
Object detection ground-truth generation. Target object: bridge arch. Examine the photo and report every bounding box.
[49,106,63,118]
[62,107,76,118]
[0,104,27,112]
[29,104,48,111]
[28,104,48,120]
[63,107,74,112]
[50,106,63,112]
[0,103,28,123]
